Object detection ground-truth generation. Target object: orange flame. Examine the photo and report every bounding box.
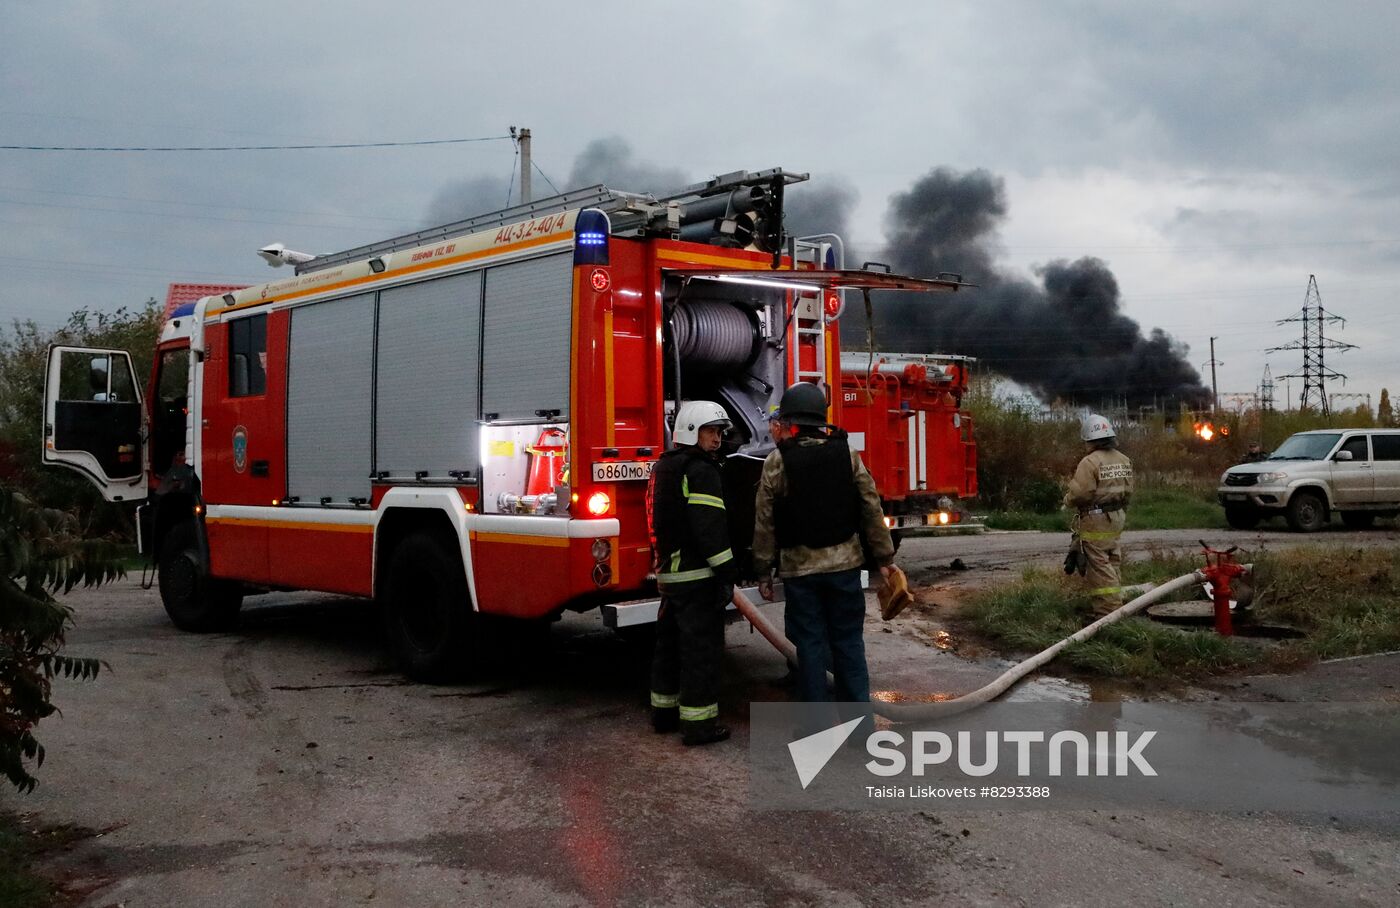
[1194,422,1216,442]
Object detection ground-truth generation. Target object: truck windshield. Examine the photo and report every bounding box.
[1268,433,1341,461]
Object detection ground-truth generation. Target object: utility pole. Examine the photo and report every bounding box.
[1259,363,1275,413]
[1267,275,1356,414]
[1208,337,1220,414]
[518,127,532,203]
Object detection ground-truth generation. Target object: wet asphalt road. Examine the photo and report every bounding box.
[13,526,1400,906]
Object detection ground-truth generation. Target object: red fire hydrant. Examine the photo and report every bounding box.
[1199,542,1249,636]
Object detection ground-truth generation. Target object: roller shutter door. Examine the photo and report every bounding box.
[286,293,374,503]
[481,253,572,421]
[375,272,483,479]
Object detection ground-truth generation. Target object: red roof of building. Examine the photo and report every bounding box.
[164,283,248,317]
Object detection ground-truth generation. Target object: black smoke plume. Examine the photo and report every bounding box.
[782,175,859,246]
[851,168,1209,408]
[565,137,690,195]
[424,137,691,225]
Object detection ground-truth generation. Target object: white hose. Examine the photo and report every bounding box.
[731,569,1209,722]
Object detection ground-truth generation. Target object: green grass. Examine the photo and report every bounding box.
[980,486,1225,532]
[958,546,1400,683]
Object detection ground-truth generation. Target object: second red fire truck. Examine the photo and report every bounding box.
[837,351,979,539]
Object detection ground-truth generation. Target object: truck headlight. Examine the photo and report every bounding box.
[1256,471,1288,483]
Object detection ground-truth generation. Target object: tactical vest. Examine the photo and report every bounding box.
[773,432,861,550]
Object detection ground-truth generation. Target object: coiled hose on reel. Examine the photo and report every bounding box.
[670,300,758,375]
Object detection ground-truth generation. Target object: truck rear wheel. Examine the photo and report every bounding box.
[382,531,474,683]
[1285,491,1327,533]
[158,522,243,631]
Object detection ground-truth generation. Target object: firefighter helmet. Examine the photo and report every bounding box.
[1081,413,1116,442]
[776,382,829,426]
[672,400,732,446]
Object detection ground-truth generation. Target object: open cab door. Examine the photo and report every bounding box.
[42,345,148,502]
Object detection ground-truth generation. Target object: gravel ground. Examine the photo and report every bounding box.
[9,524,1400,906]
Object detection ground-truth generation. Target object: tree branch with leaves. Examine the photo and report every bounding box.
[1,486,118,792]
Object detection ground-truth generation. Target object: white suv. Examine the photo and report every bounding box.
[1217,429,1400,531]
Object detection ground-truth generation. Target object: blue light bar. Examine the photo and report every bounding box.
[574,209,611,266]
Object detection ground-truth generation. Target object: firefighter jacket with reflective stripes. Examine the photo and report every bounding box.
[752,433,895,579]
[1063,447,1135,513]
[646,446,738,590]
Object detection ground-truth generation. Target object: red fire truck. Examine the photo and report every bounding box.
[838,351,979,537]
[42,169,965,679]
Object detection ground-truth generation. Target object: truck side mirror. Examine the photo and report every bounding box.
[1334,450,1354,462]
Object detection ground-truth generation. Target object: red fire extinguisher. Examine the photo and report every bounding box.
[525,427,569,496]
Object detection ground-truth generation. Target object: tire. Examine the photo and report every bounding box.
[1285,491,1328,533]
[158,521,243,632]
[1340,511,1376,529]
[381,531,474,682]
[1224,504,1261,530]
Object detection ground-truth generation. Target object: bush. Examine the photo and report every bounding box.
[964,377,1383,515]
[1,487,115,792]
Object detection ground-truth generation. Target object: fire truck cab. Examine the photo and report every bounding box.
[42,169,966,680]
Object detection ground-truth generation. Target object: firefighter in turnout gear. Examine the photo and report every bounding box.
[1065,414,1135,618]
[646,401,739,746]
[753,383,896,710]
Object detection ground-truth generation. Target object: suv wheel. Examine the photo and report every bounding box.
[1285,491,1327,533]
[1224,504,1260,530]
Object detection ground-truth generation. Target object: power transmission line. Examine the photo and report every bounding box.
[0,135,512,152]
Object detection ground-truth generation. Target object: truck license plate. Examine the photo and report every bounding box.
[592,460,654,482]
[1225,493,1247,501]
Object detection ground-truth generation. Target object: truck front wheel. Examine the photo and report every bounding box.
[158,521,243,631]
[382,531,474,682]
[1285,491,1328,533]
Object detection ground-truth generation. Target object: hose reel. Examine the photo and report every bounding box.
[670,300,761,376]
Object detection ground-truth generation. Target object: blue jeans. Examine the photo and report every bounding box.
[782,568,870,704]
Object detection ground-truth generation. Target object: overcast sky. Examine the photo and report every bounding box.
[4,1,1397,408]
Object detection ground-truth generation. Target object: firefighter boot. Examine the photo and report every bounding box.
[681,718,731,747]
[651,707,679,734]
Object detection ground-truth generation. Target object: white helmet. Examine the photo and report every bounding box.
[1081,413,1115,442]
[673,401,732,446]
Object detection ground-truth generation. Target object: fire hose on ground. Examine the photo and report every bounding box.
[731,567,1239,721]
